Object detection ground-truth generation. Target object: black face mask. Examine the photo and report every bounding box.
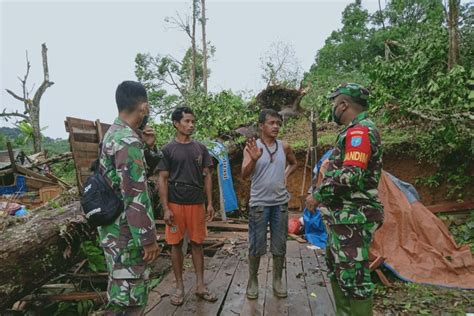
[138,115,149,130]
[332,104,343,125]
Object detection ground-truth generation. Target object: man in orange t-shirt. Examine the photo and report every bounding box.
[157,106,217,306]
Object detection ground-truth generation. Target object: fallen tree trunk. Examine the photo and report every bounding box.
[0,197,93,310]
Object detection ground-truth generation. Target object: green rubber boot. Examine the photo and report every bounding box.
[272,255,287,298]
[246,256,260,299]
[350,297,373,316]
[330,278,351,316]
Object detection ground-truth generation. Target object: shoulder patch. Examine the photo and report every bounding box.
[343,126,371,169]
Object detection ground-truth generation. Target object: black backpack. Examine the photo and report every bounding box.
[80,146,123,227]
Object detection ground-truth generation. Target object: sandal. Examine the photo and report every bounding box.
[195,289,218,303]
[170,292,184,306]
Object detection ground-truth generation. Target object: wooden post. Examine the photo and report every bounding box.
[6,142,17,173]
[310,110,318,179]
[217,168,227,221]
[95,119,104,144]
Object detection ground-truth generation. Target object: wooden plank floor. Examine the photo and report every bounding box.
[146,240,335,316]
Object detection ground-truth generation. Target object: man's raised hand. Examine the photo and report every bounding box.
[245,138,263,162]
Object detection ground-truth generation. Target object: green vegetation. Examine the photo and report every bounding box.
[299,0,474,197]
[0,126,69,156]
[374,281,474,314]
[439,211,474,253]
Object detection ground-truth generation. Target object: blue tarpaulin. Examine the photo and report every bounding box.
[206,141,238,213]
[303,149,334,248]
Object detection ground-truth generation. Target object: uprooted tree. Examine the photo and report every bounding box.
[1,43,54,153]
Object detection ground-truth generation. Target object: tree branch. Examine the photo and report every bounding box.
[5,89,25,102]
[0,109,29,120]
[165,68,186,97]
[32,43,54,106]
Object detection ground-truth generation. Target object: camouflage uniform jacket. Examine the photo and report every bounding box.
[97,117,156,249]
[314,112,384,225]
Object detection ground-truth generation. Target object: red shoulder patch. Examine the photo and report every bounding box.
[343,126,371,169]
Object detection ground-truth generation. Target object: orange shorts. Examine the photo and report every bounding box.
[165,202,207,245]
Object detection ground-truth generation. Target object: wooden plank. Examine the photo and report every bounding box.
[180,253,241,315]
[71,126,97,135]
[369,256,385,271]
[74,150,99,159]
[426,201,474,214]
[175,253,226,316]
[95,119,104,143]
[375,269,391,286]
[72,142,99,153]
[25,177,57,190]
[71,133,98,143]
[75,157,95,168]
[289,233,307,244]
[240,255,269,316]
[66,117,86,190]
[313,247,336,311]
[16,165,52,182]
[286,257,312,315]
[156,220,248,232]
[21,291,107,302]
[0,168,14,176]
[219,258,248,315]
[300,244,335,315]
[286,240,300,259]
[6,142,16,172]
[66,117,96,129]
[263,256,288,315]
[148,253,226,315]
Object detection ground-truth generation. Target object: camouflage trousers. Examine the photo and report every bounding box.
[326,222,380,299]
[103,246,150,308]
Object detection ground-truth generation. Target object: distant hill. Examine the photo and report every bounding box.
[0,127,64,144]
[0,127,21,139]
[0,127,69,154]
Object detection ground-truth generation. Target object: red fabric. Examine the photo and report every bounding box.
[371,172,474,289]
[343,126,371,169]
[288,218,302,234]
[318,160,474,289]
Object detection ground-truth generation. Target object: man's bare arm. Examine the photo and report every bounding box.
[283,141,298,184]
[158,170,173,225]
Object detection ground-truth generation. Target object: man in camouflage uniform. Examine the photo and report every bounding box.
[306,83,383,316]
[99,81,160,315]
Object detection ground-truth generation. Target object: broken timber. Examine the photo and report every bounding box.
[155,220,249,232]
[64,117,110,191]
[146,240,336,315]
[0,199,92,309]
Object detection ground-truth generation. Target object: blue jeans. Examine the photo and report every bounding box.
[248,204,288,257]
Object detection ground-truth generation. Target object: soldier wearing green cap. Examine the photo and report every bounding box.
[99,81,161,315]
[306,83,384,316]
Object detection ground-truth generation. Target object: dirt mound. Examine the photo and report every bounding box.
[256,85,303,111]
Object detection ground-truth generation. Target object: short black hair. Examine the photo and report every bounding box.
[171,106,194,124]
[115,81,148,113]
[258,108,282,124]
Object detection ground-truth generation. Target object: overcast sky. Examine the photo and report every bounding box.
[1,0,383,138]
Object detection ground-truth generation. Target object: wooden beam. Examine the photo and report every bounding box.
[0,168,13,176]
[289,233,307,243]
[426,201,474,214]
[369,256,385,271]
[20,291,107,302]
[6,142,17,172]
[156,220,248,231]
[16,165,54,182]
[375,269,391,286]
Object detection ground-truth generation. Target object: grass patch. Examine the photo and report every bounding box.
[374,281,474,314]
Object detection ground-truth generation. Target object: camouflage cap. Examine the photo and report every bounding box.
[329,83,370,102]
